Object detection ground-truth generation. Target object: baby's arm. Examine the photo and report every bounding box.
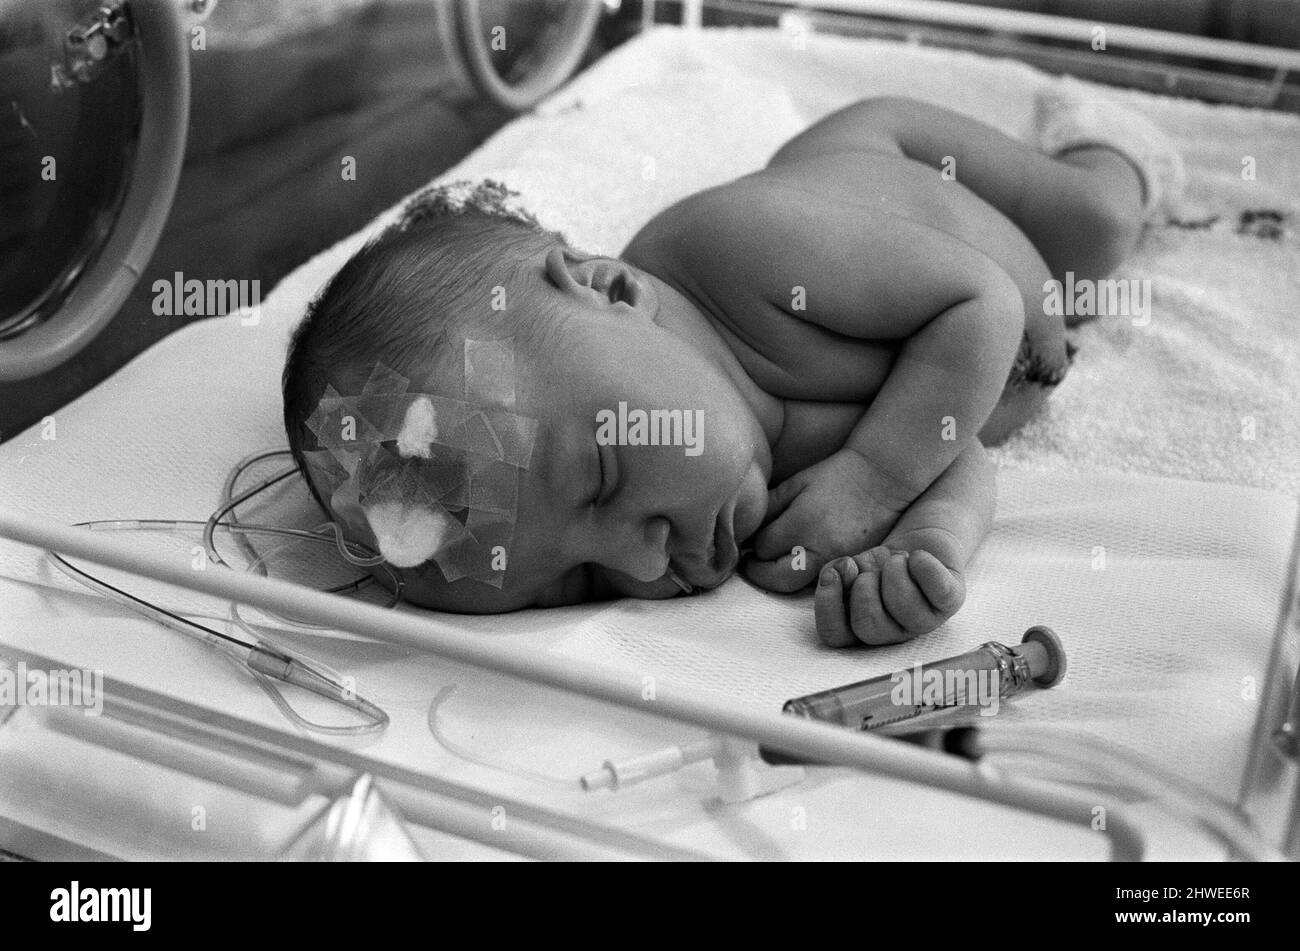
[814,440,995,646]
[836,263,1021,504]
[677,180,1022,578]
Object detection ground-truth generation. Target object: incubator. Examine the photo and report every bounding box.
[0,0,603,382]
[1,0,1298,861]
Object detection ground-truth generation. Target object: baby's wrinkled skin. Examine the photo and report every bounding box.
[398,96,1145,645]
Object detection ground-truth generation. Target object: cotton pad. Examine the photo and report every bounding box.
[362,501,456,569]
[395,396,439,459]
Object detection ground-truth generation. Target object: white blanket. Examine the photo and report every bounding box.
[1,27,1297,857]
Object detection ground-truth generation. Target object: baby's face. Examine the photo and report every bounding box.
[398,262,772,612]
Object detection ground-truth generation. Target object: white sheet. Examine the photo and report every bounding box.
[2,27,1297,858]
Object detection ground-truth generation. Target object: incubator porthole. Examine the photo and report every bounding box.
[451,0,603,111]
[0,0,142,340]
[0,0,190,381]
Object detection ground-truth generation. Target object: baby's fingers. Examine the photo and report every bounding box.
[814,549,963,647]
[813,557,861,647]
[907,550,966,616]
[879,551,944,634]
[846,549,910,646]
[744,547,820,594]
[751,475,804,554]
[750,504,806,563]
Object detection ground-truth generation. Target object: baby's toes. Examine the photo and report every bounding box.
[907,550,966,615]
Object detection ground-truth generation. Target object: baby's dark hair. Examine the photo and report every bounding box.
[282,180,565,513]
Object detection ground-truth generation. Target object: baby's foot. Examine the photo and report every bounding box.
[1034,77,1186,220]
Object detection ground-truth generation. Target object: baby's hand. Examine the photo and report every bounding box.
[814,546,966,646]
[743,449,914,593]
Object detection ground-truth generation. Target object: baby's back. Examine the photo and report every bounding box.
[626,148,1047,333]
[623,149,1046,398]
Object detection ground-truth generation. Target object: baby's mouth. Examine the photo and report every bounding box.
[670,499,739,590]
[712,499,740,576]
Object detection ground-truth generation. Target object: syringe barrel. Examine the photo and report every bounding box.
[782,628,1065,731]
[782,647,998,729]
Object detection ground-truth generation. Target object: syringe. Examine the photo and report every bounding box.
[581,628,1067,789]
[762,626,1066,763]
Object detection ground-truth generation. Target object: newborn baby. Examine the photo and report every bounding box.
[284,90,1181,645]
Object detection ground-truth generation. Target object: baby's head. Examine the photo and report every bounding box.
[284,181,771,612]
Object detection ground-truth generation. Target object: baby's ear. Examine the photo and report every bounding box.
[544,248,648,311]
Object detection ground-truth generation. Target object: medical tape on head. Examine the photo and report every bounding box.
[300,339,533,587]
[464,337,516,408]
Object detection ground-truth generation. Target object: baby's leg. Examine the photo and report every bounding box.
[778,97,1145,284]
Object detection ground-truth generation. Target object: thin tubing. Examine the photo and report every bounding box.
[0,504,1146,860]
[80,518,391,604]
[204,463,389,572]
[426,684,580,788]
[217,450,389,599]
[220,449,296,572]
[50,520,388,735]
[48,548,256,655]
[206,455,403,612]
[204,468,306,567]
[227,538,391,735]
[977,726,1284,861]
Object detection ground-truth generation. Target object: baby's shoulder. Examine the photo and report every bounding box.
[622,177,759,271]
[621,174,822,309]
[624,177,901,403]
